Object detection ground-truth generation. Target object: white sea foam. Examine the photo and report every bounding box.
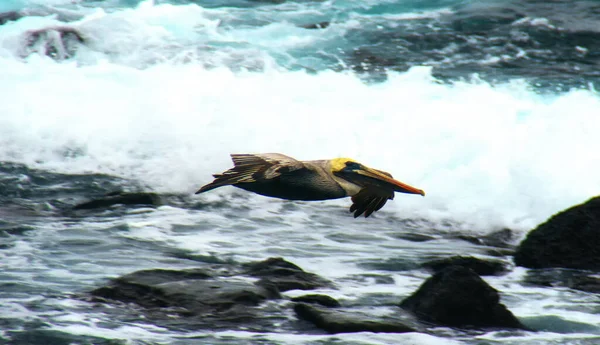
[1,0,599,234]
[1,55,598,232]
[210,330,465,345]
[50,322,174,342]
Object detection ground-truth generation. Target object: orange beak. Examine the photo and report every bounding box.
[356,166,425,196]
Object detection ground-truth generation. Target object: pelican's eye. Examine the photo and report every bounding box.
[345,161,361,170]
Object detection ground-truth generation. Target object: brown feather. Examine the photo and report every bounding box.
[350,188,393,218]
[196,153,305,194]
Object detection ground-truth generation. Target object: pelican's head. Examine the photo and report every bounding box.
[330,158,425,196]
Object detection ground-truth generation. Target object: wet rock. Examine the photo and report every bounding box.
[294,303,417,334]
[358,257,415,272]
[244,257,333,292]
[90,257,333,331]
[394,233,436,242]
[355,273,396,285]
[422,256,508,276]
[399,266,527,330]
[514,197,600,270]
[92,268,215,307]
[570,276,600,294]
[452,228,515,248]
[91,265,283,329]
[291,294,341,308]
[522,315,599,334]
[23,27,85,61]
[301,22,330,29]
[482,228,515,248]
[73,192,161,210]
[450,229,516,257]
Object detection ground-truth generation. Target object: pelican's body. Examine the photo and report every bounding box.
[196,153,424,218]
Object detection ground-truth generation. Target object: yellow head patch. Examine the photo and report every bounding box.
[330,157,358,172]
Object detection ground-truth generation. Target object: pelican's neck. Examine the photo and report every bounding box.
[332,175,361,196]
[306,159,362,197]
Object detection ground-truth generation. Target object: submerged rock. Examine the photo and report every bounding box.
[90,256,529,334]
[291,294,341,308]
[399,266,527,330]
[523,268,600,294]
[482,228,516,248]
[453,228,515,248]
[514,197,600,270]
[90,257,332,331]
[243,257,333,291]
[92,269,281,329]
[301,22,330,29]
[294,303,417,334]
[73,192,162,210]
[393,232,437,242]
[422,256,509,276]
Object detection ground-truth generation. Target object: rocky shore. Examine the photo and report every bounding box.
[80,194,600,336]
[2,163,598,343]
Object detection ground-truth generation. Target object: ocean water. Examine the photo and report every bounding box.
[1,0,600,344]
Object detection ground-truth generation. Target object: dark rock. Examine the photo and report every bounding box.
[244,257,333,292]
[91,266,281,329]
[23,27,85,61]
[245,256,304,274]
[452,228,515,248]
[454,234,484,245]
[394,233,436,242]
[291,294,341,308]
[0,224,35,237]
[90,257,332,331]
[356,273,396,285]
[7,330,117,345]
[571,276,600,293]
[422,256,508,276]
[358,257,415,272]
[73,192,161,210]
[514,197,600,270]
[400,266,527,330]
[294,303,416,334]
[522,315,599,334]
[0,11,21,26]
[301,22,330,29]
[449,229,516,257]
[482,228,515,248]
[115,268,214,286]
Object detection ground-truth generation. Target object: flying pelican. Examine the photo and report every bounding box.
[195,153,425,218]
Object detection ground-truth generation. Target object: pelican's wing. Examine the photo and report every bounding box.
[349,187,394,218]
[195,153,305,194]
[230,153,304,179]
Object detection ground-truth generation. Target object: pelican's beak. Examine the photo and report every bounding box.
[356,166,425,196]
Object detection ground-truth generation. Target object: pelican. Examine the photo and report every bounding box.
[195,153,424,218]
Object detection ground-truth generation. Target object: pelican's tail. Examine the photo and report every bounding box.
[195,154,266,194]
[195,175,231,194]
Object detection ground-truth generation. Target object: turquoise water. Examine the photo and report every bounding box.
[3,0,600,87]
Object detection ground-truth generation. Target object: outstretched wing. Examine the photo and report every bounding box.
[195,153,305,194]
[349,187,394,218]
